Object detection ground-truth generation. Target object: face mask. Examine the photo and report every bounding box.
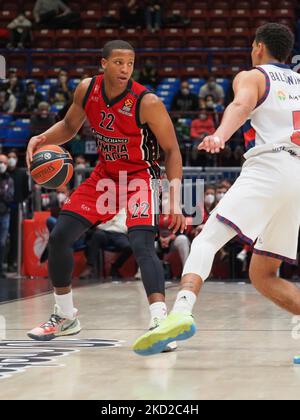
[216,192,225,201]
[57,193,67,204]
[208,82,216,89]
[42,196,50,207]
[0,163,7,174]
[181,88,189,96]
[8,157,17,168]
[40,110,49,118]
[76,164,86,170]
[205,194,215,205]
[199,113,206,120]
[206,101,214,108]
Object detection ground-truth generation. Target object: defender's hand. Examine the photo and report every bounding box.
[198,135,225,154]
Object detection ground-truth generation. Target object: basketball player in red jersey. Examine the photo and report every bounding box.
[26,40,185,344]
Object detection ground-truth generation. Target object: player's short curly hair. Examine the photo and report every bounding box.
[255,23,294,62]
[102,40,134,59]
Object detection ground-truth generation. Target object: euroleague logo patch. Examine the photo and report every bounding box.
[0,339,122,379]
[119,98,134,116]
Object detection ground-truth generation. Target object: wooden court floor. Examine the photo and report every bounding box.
[0,281,300,400]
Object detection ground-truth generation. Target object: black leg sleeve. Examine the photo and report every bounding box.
[128,227,165,297]
[48,213,92,288]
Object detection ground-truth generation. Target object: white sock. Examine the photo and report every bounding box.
[149,302,167,321]
[172,290,197,314]
[54,292,75,319]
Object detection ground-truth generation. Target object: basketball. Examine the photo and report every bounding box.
[30,145,74,189]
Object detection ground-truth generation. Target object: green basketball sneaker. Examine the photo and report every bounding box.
[133,312,196,356]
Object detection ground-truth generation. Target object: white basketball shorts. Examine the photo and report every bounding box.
[215,150,300,264]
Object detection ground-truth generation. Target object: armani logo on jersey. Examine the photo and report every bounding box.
[0,339,122,380]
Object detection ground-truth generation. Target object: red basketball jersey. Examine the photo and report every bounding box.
[83,75,160,178]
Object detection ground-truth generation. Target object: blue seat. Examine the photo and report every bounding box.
[161,77,180,85]
[14,118,31,128]
[50,103,65,113]
[0,114,13,124]
[216,78,230,95]
[45,78,59,86]
[68,78,81,91]
[4,127,30,147]
[0,127,9,140]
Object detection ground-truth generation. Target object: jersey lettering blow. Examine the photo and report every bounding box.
[243,63,300,158]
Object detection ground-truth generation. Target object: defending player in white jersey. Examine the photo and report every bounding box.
[133,23,300,356]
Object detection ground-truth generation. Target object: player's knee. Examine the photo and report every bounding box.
[128,229,156,260]
[49,223,70,252]
[174,234,190,247]
[249,263,277,292]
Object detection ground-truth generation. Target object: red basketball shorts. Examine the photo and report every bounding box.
[61,167,161,229]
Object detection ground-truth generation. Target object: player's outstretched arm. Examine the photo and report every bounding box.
[26,78,91,168]
[198,69,264,154]
[140,93,186,234]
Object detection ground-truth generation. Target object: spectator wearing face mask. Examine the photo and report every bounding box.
[199,77,225,109]
[171,81,199,115]
[7,150,29,272]
[48,70,72,105]
[30,102,56,137]
[0,155,14,278]
[0,90,17,113]
[215,184,228,204]
[190,111,216,165]
[16,81,44,115]
[4,69,23,97]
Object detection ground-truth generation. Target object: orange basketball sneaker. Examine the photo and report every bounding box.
[27,304,81,341]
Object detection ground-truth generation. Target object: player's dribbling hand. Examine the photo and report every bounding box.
[26,135,47,169]
[198,135,225,154]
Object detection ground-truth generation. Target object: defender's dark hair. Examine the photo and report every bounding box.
[102,40,134,59]
[255,23,294,62]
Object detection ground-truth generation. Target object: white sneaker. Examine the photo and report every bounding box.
[27,304,81,341]
[149,317,177,352]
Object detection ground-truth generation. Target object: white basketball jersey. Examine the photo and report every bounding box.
[244,63,300,158]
